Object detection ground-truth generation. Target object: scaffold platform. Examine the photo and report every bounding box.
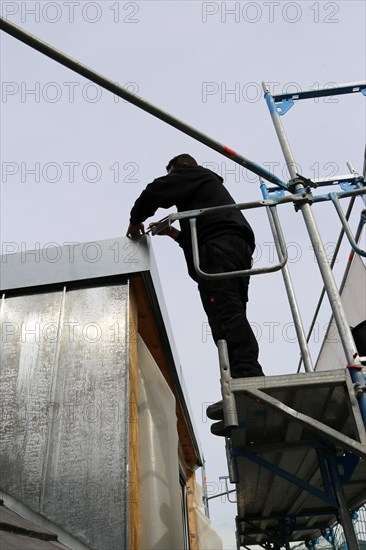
[208,365,366,548]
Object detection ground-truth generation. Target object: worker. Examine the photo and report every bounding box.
[126,154,264,378]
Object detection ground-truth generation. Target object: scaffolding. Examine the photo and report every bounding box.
[1,16,365,550]
[204,85,366,549]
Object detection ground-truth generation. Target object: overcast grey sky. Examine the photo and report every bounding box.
[1,1,366,547]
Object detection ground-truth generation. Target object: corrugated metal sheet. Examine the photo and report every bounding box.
[0,236,203,465]
[0,284,130,550]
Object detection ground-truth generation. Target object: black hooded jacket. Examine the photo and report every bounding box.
[129,166,255,280]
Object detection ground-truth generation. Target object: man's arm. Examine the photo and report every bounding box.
[126,220,182,243]
[127,171,187,236]
[126,222,145,237]
[148,221,181,241]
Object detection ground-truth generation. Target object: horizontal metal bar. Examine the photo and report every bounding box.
[0,16,287,189]
[241,439,326,455]
[190,206,288,280]
[233,449,337,506]
[313,188,366,203]
[168,187,366,224]
[230,369,348,392]
[243,509,337,522]
[266,186,366,199]
[244,388,366,459]
[312,175,364,186]
[170,193,310,221]
[204,489,236,502]
[246,523,332,534]
[272,82,366,102]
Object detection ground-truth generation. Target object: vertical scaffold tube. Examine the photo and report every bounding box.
[260,183,314,373]
[262,82,366,426]
[326,453,360,550]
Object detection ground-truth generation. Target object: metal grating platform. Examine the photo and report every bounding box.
[208,367,366,548]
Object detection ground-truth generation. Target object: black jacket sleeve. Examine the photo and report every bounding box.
[129,171,188,224]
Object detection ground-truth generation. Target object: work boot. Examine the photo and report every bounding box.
[206,401,224,421]
[210,420,233,437]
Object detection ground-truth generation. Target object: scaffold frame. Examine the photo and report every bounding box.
[1,16,365,549]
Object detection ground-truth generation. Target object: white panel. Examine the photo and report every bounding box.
[316,254,366,371]
[193,482,223,549]
[137,336,184,550]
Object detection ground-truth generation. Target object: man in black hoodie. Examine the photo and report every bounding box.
[127,154,263,378]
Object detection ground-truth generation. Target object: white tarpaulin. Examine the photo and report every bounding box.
[316,253,366,371]
[138,336,185,550]
[193,482,223,549]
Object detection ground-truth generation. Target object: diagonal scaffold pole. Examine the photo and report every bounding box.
[262,81,366,429]
[0,16,287,190]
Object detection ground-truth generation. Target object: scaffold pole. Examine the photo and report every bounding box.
[262,81,366,426]
[0,16,286,189]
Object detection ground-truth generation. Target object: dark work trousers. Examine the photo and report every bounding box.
[197,234,264,378]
